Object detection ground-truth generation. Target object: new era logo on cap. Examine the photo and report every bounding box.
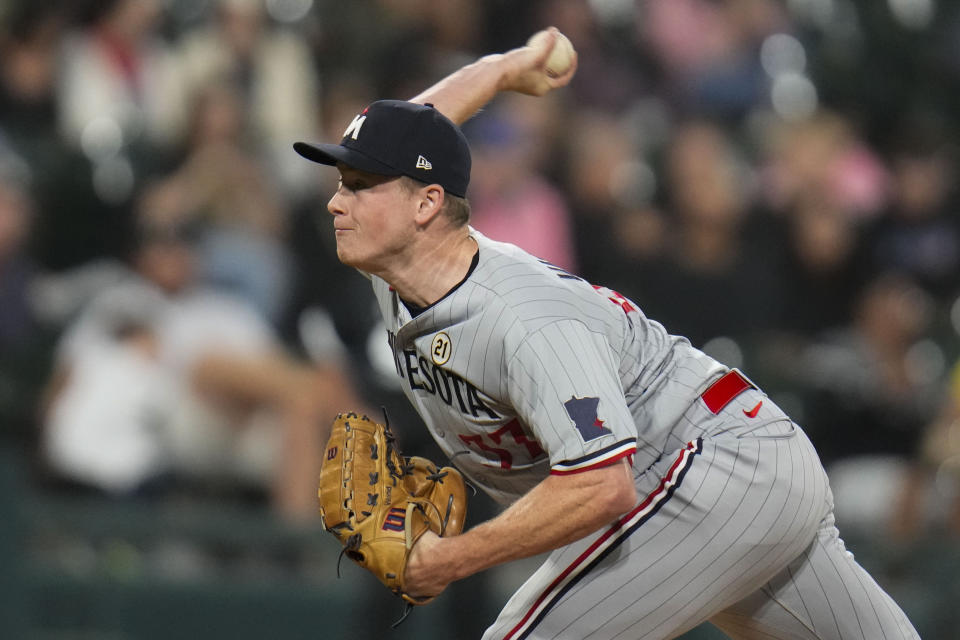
[293,100,471,197]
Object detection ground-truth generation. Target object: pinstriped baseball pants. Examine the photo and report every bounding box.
[482,425,920,640]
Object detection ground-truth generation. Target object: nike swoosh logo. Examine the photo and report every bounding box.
[744,401,763,418]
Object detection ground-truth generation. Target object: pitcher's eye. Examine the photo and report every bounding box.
[340,178,369,192]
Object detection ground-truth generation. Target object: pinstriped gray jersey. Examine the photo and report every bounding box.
[373,229,725,504]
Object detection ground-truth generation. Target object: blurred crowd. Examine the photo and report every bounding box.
[1,0,960,542]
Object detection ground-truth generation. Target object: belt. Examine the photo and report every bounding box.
[700,370,756,414]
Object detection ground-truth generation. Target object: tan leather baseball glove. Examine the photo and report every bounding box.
[318,412,467,606]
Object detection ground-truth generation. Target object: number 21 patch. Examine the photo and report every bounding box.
[431,332,451,365]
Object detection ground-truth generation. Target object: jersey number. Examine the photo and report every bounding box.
[539,260,635,316]
[593,285,636,315]
[459,419,545,469]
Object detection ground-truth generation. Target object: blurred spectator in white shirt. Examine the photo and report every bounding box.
[57,0,187,154]
[177,0,321,198]
[41,183,370,521]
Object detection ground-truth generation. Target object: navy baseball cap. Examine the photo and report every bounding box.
[293,100,472,198]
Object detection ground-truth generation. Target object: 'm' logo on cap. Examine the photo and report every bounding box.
[415,155,432,170]
[343,114,366,140]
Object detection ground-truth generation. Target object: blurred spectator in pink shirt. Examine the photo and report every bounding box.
[465,95,577,273]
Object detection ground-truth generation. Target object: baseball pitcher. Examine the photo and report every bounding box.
[297,29,920,640]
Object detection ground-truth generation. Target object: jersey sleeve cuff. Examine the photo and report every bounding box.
[550,438,637,475]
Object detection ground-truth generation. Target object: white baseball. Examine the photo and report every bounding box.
[526,30,576,78]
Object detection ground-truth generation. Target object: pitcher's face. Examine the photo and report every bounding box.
[327,165,416,272]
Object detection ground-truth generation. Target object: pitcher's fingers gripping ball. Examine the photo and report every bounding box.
[318,412,467,605]
[499,26,578,97]
[526,28,576,77]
